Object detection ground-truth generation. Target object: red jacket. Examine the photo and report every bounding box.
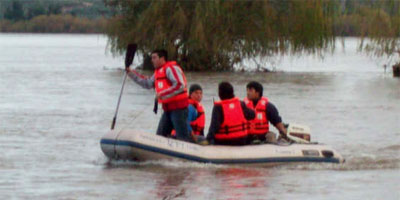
[189,99,205,136]
[214,97,248,140]
[154,61,188,111]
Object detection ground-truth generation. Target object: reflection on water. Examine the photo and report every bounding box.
[213,168,269,200]
[104,161,273,200]
[153,170,188,199]
[0,34,399,200]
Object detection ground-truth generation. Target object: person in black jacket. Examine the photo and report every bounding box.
[205,82,255,145]
[244,81,287,144]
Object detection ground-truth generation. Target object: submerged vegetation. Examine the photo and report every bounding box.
[337,0,400,69]
[105,0,338,71]
[105,0,399,71]
[1,0,399,71]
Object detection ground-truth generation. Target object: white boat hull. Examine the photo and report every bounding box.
[100,130,345,164]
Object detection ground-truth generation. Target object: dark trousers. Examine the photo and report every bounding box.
[214,136,248,146]
[156,108,190,142]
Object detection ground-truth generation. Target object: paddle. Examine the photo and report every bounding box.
[153,97,158,114]
[111,43,137,130]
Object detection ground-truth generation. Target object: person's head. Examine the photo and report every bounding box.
[151,49,168,68]
[246,81,263,100]
[189,84,203,102]
[218,82,234,100]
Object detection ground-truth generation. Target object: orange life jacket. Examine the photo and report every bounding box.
[189,99,205,136]
[214,97,248,140]
[154,61,188,104]
[244,97,269,135]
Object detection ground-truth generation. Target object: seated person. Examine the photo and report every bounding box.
[188,84,206,136]
[244,81,287,144]
[171,84,205,139]
[171,103,197,138]
[205,82,255,145]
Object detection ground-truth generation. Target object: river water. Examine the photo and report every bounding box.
[0,34,399,200]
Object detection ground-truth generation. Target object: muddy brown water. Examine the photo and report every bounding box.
[0,34,399,199]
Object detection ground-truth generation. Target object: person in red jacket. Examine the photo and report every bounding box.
[206,82,255,145]
[244,81,287,144]
[125,49,191,142]
[188,84,205,136]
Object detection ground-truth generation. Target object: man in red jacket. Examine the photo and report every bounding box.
[126,49,191,142]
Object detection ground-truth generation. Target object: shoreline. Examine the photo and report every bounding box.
[0,15,106,34]
[0,32,105,35]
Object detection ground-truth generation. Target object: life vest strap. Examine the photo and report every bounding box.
[218,122,247,135]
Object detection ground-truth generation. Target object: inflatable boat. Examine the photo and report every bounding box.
[100,130,345,165]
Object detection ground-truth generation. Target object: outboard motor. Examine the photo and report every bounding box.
[286,123,311,143]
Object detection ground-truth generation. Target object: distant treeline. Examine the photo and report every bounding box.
[0,15,107,33]
[0,0,113,20]
[0,0,111,33]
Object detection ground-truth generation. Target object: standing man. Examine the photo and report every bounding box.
[126,49,190,142]
[244,81,287,144]
[188,84,205,136]
[206,82,255,145]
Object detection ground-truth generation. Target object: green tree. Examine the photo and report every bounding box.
[105,0,338,71]
[356,1,400,67]
[26,2,46,20]
[48,3,62,15]
[4,0,24,21]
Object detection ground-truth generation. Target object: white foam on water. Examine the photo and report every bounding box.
[105,158,228,170]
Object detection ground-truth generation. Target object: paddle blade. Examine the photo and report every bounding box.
[125,44,137,68]
[153,98,158,114]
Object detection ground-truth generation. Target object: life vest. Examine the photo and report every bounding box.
[189,98,205,136]
[214,97,248,140]
[244,97,269,135]
[154,61,188,104]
